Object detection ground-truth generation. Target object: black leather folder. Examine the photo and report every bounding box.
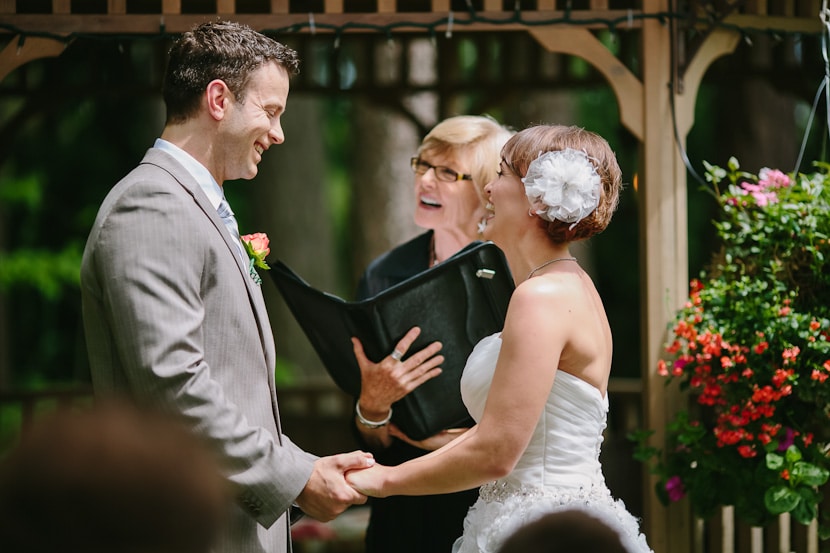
[270,241,515,440]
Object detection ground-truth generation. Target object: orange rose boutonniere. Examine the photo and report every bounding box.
[241,233,270,285]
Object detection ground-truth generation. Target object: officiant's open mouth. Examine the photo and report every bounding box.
[419,195,442,209]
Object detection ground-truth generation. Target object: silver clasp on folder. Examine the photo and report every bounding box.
[475,269,496,279]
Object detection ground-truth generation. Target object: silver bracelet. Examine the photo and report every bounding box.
[355,401,393,429]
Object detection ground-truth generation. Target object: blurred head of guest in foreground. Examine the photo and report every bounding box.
[0,400,230,553]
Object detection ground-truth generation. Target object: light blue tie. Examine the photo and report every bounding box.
[217,198,247,263]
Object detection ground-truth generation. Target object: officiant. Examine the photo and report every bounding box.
[349,115,514,553]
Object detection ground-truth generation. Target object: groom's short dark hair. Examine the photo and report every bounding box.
[163,20,299,124]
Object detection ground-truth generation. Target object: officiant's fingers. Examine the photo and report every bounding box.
[402,358,443,390]
[404,339,443,366]
[351,337,369,365]
[399,339,443,379]
[389,326,423,361]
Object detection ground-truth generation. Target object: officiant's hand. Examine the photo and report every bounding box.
[388,424,469,451]
[351,327,444,449]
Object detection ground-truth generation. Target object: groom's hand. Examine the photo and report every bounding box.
[295,451,374,522]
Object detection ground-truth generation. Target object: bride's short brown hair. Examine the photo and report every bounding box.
[501,125,622,243]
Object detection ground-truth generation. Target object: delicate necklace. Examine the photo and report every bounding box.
[526,257,577,280]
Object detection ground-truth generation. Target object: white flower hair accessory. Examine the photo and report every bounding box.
[522,148,602,230]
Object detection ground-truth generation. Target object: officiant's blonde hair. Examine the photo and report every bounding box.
[418,115,515,204]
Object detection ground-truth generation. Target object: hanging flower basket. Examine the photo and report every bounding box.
[633,158,830,536]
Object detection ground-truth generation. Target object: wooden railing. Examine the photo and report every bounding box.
[0,386,93,444]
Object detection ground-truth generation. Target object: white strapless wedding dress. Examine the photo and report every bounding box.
[452,334,652,553]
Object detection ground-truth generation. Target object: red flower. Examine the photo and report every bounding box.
[810,369,827,383]
[781,347,801,365]
[738,445,757,458]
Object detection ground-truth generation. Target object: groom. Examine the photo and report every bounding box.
[80,21,372,553]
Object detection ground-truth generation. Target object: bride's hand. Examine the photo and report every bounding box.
[389,424,469,451]
[346,464,388,498]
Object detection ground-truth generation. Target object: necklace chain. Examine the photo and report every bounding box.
[526,257,577,280]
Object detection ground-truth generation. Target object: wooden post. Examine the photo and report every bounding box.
[162,0,181,14]
[53,0,71,14]
[108,0,127,15]
[378,0,396,13]
[431,0,450,12]
[639,0,691,551]
[271,0,289,14]
[217,0,235,15]
[324,0,343,14]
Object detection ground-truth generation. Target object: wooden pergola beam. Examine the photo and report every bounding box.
[528,27,644,141]
[0,34,67,83]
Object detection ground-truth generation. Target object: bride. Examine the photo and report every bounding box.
[347,124,652,553]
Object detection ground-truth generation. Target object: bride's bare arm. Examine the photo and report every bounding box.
[347,279,573,497]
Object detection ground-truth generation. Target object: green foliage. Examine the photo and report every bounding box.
[0,244,82,299]
[634,159,830,532]
[0,39,165,387]
[0,172,42,209]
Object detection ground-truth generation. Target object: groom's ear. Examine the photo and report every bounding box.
[205,79,231,121]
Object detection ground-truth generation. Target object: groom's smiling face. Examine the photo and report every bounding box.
[217,61,290,183]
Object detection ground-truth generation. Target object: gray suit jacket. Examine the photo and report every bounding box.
[81,147,316,553]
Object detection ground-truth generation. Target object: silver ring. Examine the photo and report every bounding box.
[390,349,403,361]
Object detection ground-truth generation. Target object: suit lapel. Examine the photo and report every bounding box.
[139,149,277,376]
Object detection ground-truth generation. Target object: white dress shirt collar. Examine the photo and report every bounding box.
[154,138,223,210]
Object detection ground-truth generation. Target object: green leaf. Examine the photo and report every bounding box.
[792,490,818,524]
[766,452,784,471]
[784,445,803,464]
[764,485,801,515]
[791,462,829,487]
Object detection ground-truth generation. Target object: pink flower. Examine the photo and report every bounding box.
[242,232,270,257]
[242,232,271,271]
[739,182,778,206]
[777,427,795,451]
[758,168,791,188]
[665,476,686,502]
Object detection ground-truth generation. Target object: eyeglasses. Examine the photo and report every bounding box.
[410,157,472,183]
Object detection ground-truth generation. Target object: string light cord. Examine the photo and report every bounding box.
[0,10,823,45]
[793,0,830,174]
[668,0,708,187]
